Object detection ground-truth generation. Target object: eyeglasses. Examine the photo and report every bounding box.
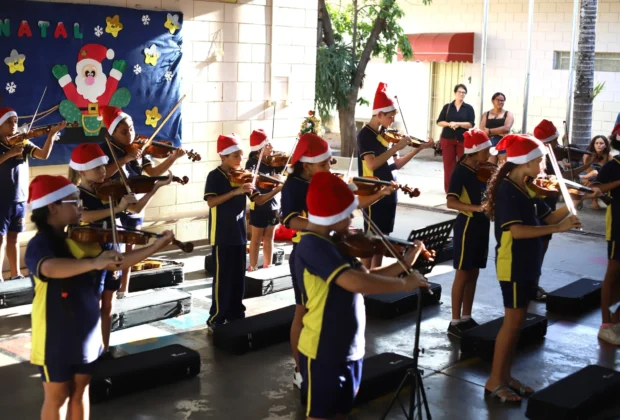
[60,199,83,207]
[457,91,467,94]
[494,99,505,102]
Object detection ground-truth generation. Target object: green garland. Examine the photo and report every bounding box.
[299,110,321,136]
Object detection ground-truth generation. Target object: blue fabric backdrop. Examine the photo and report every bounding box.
[0,0,183,166]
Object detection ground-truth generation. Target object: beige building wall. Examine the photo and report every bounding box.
[7,0,318,272]
[355,0,620,140]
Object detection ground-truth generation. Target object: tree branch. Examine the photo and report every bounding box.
[351,7,388,92]
[318,0,335,46]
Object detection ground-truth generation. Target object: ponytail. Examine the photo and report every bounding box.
[68,167,81,186]
[31,206,70,256]
[292,161,304,177]
[482,162,516,221]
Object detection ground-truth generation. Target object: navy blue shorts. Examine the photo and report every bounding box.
[0,201,26,235]
[453,215,489,270]
[608,241,620,261]
[364,198,396,235]
[500,280,537,309]
[299,353,363,418]
[249,209,278,229]
[290,245,302,305]
[38,360,95,383]
[119,212,143,231]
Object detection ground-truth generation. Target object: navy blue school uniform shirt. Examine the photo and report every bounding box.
[295,231,365,362]
[447,161,487,219]
[280,174,310,243]
[99,141,152,179]
[26,231,104,366]
[245,156,280,212]
[495,178,552,282]
[0,139,37,202]
[596,157,620,242]
[204,166,247,246]
[78,186,124,228]
[357,125,397,203]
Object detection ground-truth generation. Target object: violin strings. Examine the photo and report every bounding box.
[362,212,410,274]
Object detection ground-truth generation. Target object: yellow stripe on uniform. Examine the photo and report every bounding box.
[210,207,217,246]
[513,282,517,309]
[458,217,470,270]
[30,276,48,365]
[362,160,374,177]
[43,365,50,382]
[606,204,612,241]
[497,231,513,281]
[612,241,616,260]
[306,357,312,417]
[209,247,220,326]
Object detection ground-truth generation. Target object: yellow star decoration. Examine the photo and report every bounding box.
[145,107,162,128]
[144,44,161,66]
[164,13,180,35]
[105,15,124,38]
[4,50,26,74]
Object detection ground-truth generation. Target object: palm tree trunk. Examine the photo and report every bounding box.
[571,0,597,147]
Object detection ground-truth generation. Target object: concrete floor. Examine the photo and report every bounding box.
[0,205,617,420]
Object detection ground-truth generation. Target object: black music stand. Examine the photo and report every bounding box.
[381,218,455,420]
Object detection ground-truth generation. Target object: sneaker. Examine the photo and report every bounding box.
[207,324,215,335]
[98,350,114,360]
[8,275,25,280]
[598,326,620,345]
[459,318,480,331]
[116,291,126,299]
[535,287,547,302]
[447,322,468,338]
[293,370,303,389]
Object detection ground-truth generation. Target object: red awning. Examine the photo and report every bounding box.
[399,33,474,63]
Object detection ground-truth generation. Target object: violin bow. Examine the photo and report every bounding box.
[361,211,433,296]
[108,196,123,269]
[345,150,355,181]
[252,146,266,187]
[394,95,410,136]
[27,87,47,133]
[545,143,579,218]
[281,137,299,174]
[102,128,132,195]
[146,94,187,148]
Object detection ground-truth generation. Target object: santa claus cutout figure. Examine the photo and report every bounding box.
[52,44,131,136]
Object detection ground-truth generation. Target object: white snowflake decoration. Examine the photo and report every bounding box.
[164,71,173,82]
[94,26,103,37]
[6,82,16,94]
[133,64,142,75]
[142,15,150,25]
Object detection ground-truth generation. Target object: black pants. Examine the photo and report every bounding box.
[207,244,247,326]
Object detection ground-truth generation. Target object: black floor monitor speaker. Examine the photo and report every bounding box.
[364,283,442,319]
[546,278,602,314]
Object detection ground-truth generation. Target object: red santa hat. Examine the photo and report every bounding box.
[464,128,496,155]
[77,43,115,68]
[533,119,559,143]
[218,133,242,155]
[69,143,109,171]
[372,82,396,115]
[100,106,129,134]
[495,134,546,165]
[28,175,79,210]
[288,133,332,173]
[612,123,620,142]
[0,107,17,126]
[307,172,359,226]
[250,129,269,152]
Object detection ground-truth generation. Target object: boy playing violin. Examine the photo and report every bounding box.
[357,83,434,269]
[0,107,66,282]
[98,106,183,297]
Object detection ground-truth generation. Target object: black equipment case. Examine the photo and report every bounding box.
[0,277,34,308]
[546,278,602,314]
[205,246,284,274]
[244,264,292,298]
[128,259,184,292]
[364,283,442,319]
[111,289,191,332]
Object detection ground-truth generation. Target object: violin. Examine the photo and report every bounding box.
[527,176,560,199]
[261,151,289,167]
[382,129,443,157]
[331,231,435,261]
[131,135,201,162]
[552,144,594,162]
[476,162,498,183]
[228,169,283,190]
[351,176,420,198]
[93,175,189,201]
[68,225,194,253]
[6,121,78,145]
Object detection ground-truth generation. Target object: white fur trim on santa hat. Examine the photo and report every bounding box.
[107,49,115,60]
[0,110,17,126]
[299,147,332,164]
[539,131,559,144]
[506,143,546,165]
[29,184,79,210]
[372,105,397,115]
[108,112,129,135]
[220,144,242,156]
[69,155,109,171]
[250,139,269,152]
[465,140,496,155]
[308,196,359,226]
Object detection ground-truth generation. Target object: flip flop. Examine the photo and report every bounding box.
[484,384,522,404]
[508,379,535,397]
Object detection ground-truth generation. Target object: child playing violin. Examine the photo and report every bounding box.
[26,175,174,420]
[357,83,434,270]
[68,143,172,355]
[446,129,494,337]
[482,134,581,403]
[0,107,66,282]
[98,106,182,298]
[245,129,284,272]
[204,134,254,333]
[296,172,430,420]
[280,132,396,389]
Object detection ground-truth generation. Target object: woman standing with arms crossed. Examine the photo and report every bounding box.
[479,92,514,165]
[436,84,476,193]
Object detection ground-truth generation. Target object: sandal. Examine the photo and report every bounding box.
[508,379,535,397]
[484,384,522,404]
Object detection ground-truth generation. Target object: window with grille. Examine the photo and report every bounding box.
[554,51,620,72]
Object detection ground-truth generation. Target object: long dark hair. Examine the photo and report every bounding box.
[31,206,70,257]
[482,162,517,221]
[291,161,304,177]
[587,135,610,159]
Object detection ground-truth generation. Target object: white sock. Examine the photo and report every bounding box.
[450,319,464,325]
[462,315,471,321]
